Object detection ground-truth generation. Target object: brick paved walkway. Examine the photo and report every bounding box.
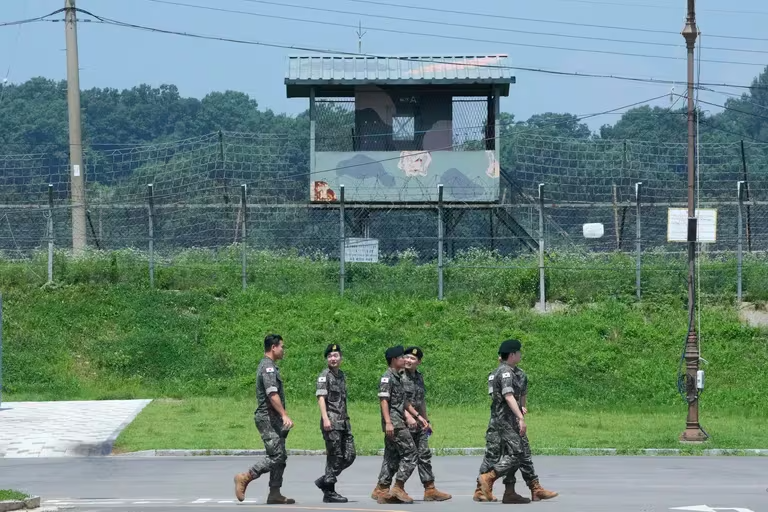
[0,399,152,457]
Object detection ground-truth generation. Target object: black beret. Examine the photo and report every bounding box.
[385,345,405,360]
[498,339,522,355]
[404,346,423,360]
[324,343,342,357]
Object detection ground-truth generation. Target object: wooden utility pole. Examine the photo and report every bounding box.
[680,0,707,443]
[65,0,87,254]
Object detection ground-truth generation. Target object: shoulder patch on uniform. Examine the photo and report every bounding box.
[265,367,274,373]
[318,376,326,382]
[502,372,511,378]
[381,377,389,383]
[488,375,495,380]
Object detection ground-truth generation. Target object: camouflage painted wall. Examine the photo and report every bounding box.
[353,85,454,152]
[311,150,500,202]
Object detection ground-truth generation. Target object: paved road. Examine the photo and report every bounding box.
[1,455,766,512]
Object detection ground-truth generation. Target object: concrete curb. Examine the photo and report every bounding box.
[112,447,768,457]
[0,496,40,512]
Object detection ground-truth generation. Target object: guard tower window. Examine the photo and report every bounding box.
[392,115,415,141]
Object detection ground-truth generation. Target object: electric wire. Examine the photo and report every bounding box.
[143,0,768,56]
[138,0,768,67]
[335,0,768,42]
[71,7,767,92]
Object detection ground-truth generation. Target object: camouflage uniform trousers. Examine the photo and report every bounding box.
[248,417,288,488]
[379,427,434,484]
[478,427,537,485]
[320,428,357,485]
[376,428,418,486]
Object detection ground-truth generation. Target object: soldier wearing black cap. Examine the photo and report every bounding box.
[508,353,558,502]
[475,339,558,503]
[314,343,356,503]
[476,339,527,502]
[371,345,428,504]
[400,346,452,502]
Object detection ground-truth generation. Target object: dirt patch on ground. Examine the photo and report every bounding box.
[738,302,768,328]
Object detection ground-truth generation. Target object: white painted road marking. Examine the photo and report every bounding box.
[671,506,755,512]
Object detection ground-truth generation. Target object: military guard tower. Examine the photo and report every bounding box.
[285,54,536,254]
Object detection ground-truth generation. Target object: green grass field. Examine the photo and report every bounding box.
[0,490,30,501]
[2,248,768,453]
[112,398,768,455]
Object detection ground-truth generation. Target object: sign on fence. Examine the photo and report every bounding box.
[667,208,718,242]
[345,238,379,263]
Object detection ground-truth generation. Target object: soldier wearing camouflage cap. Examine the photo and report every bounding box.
[314,343,356,503]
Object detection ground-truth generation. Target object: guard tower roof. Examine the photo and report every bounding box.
[285,54,515,98]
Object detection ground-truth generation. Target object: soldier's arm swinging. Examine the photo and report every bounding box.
[503,393,526,436]
[317,395,332,431]
[269,392,293,429]
[521,392,528,415]
[380,398,394,438]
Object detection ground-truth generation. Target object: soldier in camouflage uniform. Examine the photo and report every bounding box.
[371,345,429,504]
[507,355,558,501]
[314,343,356,503]
[474,341,558,503]
[401,346,452,501]
[233,334,295,505]
[476,339,528,503]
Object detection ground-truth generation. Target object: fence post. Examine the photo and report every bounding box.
[538,183,546,311]
[437,184,444,300]
[737,180,745,305]
[635,182,642,300]
[147,184,155,288]
[339,184,345,297]
[47,184,54,284]
[241,184,247,291]
[0,291,3,409]
[740,140,752,252]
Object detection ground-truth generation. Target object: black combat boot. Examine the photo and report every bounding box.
[323,483,349,503]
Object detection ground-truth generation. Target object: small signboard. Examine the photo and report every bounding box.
[345,238,379,263]
[583,223,605,239]
[667,208,717,242]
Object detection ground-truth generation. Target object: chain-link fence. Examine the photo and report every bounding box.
[1,131,767,305]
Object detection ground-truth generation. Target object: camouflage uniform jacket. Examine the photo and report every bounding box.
[487,361,519,431]
[254,356,285,423]
[402,370,426,417]
[378,367,408,432]
[315,367,351,431]
[512,366,528,404]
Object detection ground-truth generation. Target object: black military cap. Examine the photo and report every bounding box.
[385,345,405,360]
[498,339,522,355]
[404,346,423,360]
[325,343,342,357]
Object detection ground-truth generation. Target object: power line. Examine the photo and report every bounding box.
[335,0,768,42]
[0,9,63,28]
[140,0,767,67]
[73,7,765,91]
[165,0,768,55]
[541,0,768,15]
